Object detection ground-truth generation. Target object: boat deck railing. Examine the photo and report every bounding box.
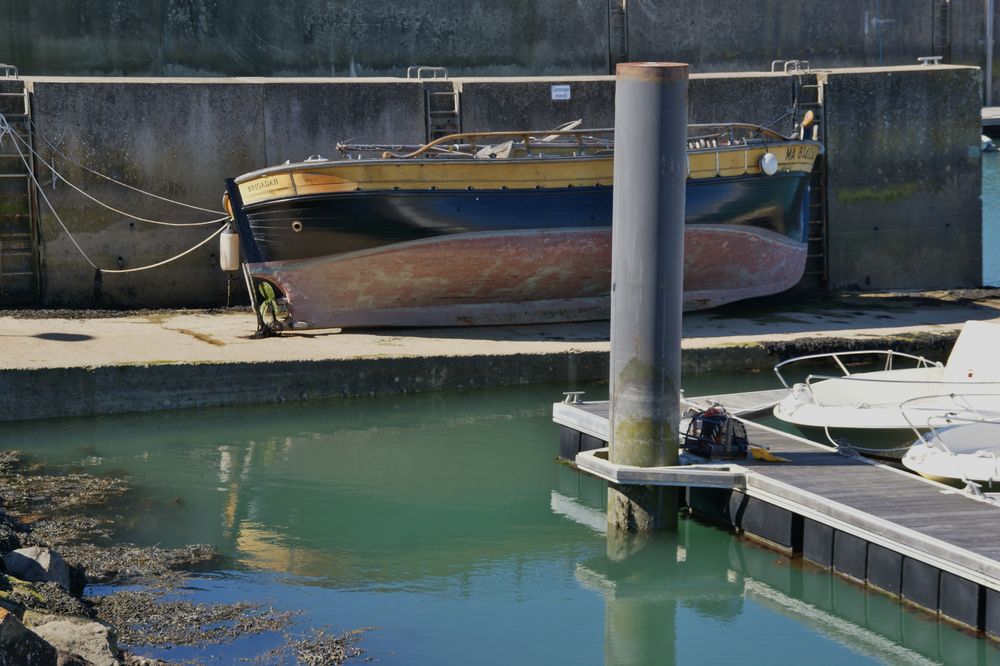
[902,393,1000,445]
[774,350,941,390]
[336,122,799,161]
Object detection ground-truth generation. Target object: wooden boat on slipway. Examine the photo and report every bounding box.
[223,123,822,329]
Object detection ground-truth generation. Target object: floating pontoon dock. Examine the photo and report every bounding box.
[554,389,1000,637]
[984,107,1000,129]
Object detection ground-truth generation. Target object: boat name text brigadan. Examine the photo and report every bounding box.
[246,177,282,194]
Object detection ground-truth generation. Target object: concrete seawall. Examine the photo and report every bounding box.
[0,334,960,423]
[2,1,995,93]
[823,67,983,290]
[15,66,982,308]
[0,353,608,421]
[0,291,992,422]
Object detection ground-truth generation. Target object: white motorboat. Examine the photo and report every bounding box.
[983,134,997,152]
[772,320,1000,458]
[901,394,1000,491]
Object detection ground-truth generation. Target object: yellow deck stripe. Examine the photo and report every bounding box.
[238,143,821,206]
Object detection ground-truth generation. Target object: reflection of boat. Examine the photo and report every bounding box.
[772,320,1000,459]
[224,123,822,329]
[901,394,1000,491]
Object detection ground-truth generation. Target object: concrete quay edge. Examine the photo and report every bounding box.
[0,304,977,422]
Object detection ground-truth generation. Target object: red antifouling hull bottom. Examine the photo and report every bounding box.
[250,226,806,329]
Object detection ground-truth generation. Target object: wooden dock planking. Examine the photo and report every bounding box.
[684,387,790,417]
[554,388,789,442]
[741,424,1000,573]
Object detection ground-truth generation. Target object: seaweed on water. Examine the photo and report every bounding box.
[255,627,371,666]
[60,543,219,586]
[91,590,297,648]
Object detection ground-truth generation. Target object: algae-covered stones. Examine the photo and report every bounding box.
[3,547,73,592]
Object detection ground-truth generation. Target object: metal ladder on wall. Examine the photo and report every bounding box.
[608,0,628,70]
[426,88,460,140]
[0,64,41,304]
[407,66,461,141]
[797,75,828,287]
[932,0,952,62]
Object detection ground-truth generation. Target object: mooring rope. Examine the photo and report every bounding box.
[819,425,916,459]
[27,117,226,215]
[98,224,227,274]
[5,127,225,227]
[1,122,228,274]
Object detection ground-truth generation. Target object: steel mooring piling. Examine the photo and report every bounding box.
[608,62,689,532]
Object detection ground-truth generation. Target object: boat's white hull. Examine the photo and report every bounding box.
[773,321,1000,463]
[902,422,1000,488]
[783,423,917,460]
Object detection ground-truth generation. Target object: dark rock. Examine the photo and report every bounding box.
[0,526,22,560]
[67,567,86,599]
[0,606,58,665]
[4,548,73,592]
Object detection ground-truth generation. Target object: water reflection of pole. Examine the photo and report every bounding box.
[577,527,742,665]
[608,61,688,531]
[603,532,677,665]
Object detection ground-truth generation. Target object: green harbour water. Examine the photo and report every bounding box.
[5,379,1000,665]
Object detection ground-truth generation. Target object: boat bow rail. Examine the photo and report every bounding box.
[901,393,1000,436]
[774,349,942,391]
[773,350,948,415]
[774,321,1000,417]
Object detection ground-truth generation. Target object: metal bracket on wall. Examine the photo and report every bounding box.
[406,66,448,80]
[771,60,811,74]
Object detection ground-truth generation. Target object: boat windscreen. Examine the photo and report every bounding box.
[943,320,1000,381]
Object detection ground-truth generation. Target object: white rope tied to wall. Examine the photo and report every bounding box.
[2,122,229,274]
[7,127,225,227]
[98,224,227,274]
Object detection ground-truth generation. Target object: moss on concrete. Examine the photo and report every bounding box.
[836,182,921,206]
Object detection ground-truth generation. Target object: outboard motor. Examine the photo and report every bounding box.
[683,405,750,459]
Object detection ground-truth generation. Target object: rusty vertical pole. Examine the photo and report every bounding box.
[608,62,688,532]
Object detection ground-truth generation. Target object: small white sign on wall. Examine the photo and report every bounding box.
[551,84,571,101]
